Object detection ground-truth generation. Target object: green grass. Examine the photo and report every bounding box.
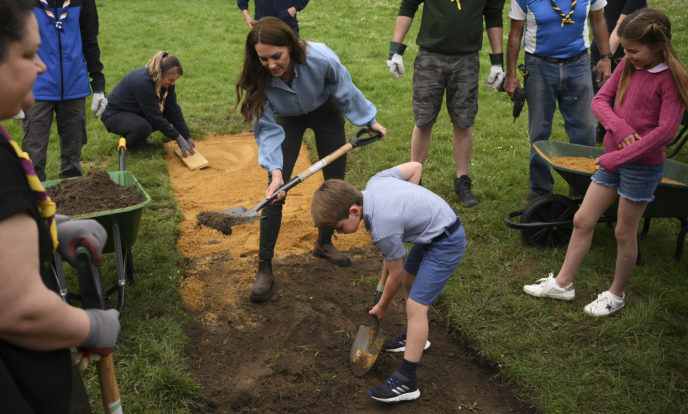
[2,0,687,412]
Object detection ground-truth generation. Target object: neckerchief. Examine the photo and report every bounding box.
[550,0,576,27]
[450,0,462,10]
[157,87,168,112]
[0,126,58,250]
[39,0,71,31]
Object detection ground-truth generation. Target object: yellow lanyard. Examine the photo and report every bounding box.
[450,0,462,10]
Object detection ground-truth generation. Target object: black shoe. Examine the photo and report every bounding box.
[382,331,430,353]
[369,371,420,403]
[454,175,478,207]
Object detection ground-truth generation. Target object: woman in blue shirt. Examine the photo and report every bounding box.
[234,16,386,302]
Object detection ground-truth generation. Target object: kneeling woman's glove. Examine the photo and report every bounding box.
[176,135,196,157]
[55,214,107,267]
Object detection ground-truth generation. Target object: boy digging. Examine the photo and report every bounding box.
[311,162,466,403]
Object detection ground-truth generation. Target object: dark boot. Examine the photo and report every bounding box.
[454,175,478,207]
[313,242,351,267]
[250,259,274,302]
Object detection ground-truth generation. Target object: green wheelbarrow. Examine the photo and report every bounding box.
[43,139,152,314]
[504,140,688,261]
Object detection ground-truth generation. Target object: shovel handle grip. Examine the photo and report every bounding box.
[254,128,382,213]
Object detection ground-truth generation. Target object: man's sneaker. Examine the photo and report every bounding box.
[584,291,625,316]
[369,371,420,403]
[454,175,478,207]
[382,331,431,353]
[523,273,575,300]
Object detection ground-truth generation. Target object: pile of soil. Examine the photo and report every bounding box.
[46,168,142,216]
[165,133,536,413]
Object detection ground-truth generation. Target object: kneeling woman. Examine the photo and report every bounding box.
[101,51,195,156]
[234,17,386,302]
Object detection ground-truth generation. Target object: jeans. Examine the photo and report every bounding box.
[525,52,595,195]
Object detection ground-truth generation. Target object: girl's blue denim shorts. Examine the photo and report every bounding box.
[591,163,664,202]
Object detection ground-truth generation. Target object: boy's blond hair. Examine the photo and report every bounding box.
[311,179,363,229]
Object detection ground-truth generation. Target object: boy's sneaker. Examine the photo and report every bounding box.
[584,291,625,317]
[523,273,575,300]
[369,371,420,403]
[382,331,431,353]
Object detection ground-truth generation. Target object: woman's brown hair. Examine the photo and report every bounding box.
[233,17,307,124]
[616,8,688,111]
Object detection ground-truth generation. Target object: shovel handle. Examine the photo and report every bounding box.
[252,128,383,213]
[371,263,389,331]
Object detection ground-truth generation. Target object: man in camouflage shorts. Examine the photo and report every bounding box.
[387,0,506,207]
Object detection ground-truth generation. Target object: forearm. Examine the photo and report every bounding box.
[377,259,405,308]
[590,11,610,56]
[505,21,523,80]
[392,16,413,43]
[0,213,90,351]
[486,27,503,54]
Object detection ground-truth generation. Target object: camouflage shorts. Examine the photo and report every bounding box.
[412,48,479,128]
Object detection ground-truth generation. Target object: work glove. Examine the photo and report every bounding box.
[387,41,407,79]
[91,92,108,118]
[77,308,120,357]
[13,110,25,120]
[485,53,505,91]
[56,214,107,268]
[176,135,196,157]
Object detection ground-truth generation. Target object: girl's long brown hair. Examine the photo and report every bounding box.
[233,17,307,124]
[145,51,183,97]
[616,8,688,111]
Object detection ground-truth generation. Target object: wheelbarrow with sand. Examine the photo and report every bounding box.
[504,141,688,261]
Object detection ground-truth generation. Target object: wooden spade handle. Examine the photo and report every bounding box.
[97,355,123,414]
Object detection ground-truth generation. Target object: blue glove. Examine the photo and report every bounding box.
[56,214,107,267]
[78,309,120,355]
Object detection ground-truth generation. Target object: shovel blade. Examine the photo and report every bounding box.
[350,323,385,377]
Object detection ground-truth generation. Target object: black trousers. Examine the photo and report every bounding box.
[101,110,154,147]
[259,97,346,261]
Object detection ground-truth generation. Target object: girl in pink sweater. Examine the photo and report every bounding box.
[523,8,688,316]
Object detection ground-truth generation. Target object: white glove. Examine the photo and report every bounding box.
[485,65,506,90]
[387,54,405,79]
[91,92,107,118]
[13,110,25,120]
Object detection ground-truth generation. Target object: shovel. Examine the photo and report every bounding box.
[350,262,389,377]
[197,127,382,232]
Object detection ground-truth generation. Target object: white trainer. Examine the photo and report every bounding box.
[523,273,575,300]
[584,291,625,317]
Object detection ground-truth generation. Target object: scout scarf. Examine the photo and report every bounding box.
[0,126,58,250]
[550,0,576,27]
[39,0,71,31]
[157,87,168,112]
[450,0,462,10]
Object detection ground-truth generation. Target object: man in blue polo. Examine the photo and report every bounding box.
[504,0,612,206]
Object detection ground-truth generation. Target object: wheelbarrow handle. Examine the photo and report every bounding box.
[118,138,127,172]
[251,127,383,214]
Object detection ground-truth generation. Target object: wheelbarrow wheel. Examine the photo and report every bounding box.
[521,194,578,249]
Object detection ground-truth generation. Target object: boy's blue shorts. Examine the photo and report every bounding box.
[403,221,466,306]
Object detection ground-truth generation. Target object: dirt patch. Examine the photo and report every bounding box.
[46,168,142,216]
[166,133,536,413]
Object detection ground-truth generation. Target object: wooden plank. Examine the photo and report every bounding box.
[174,147,209,170]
